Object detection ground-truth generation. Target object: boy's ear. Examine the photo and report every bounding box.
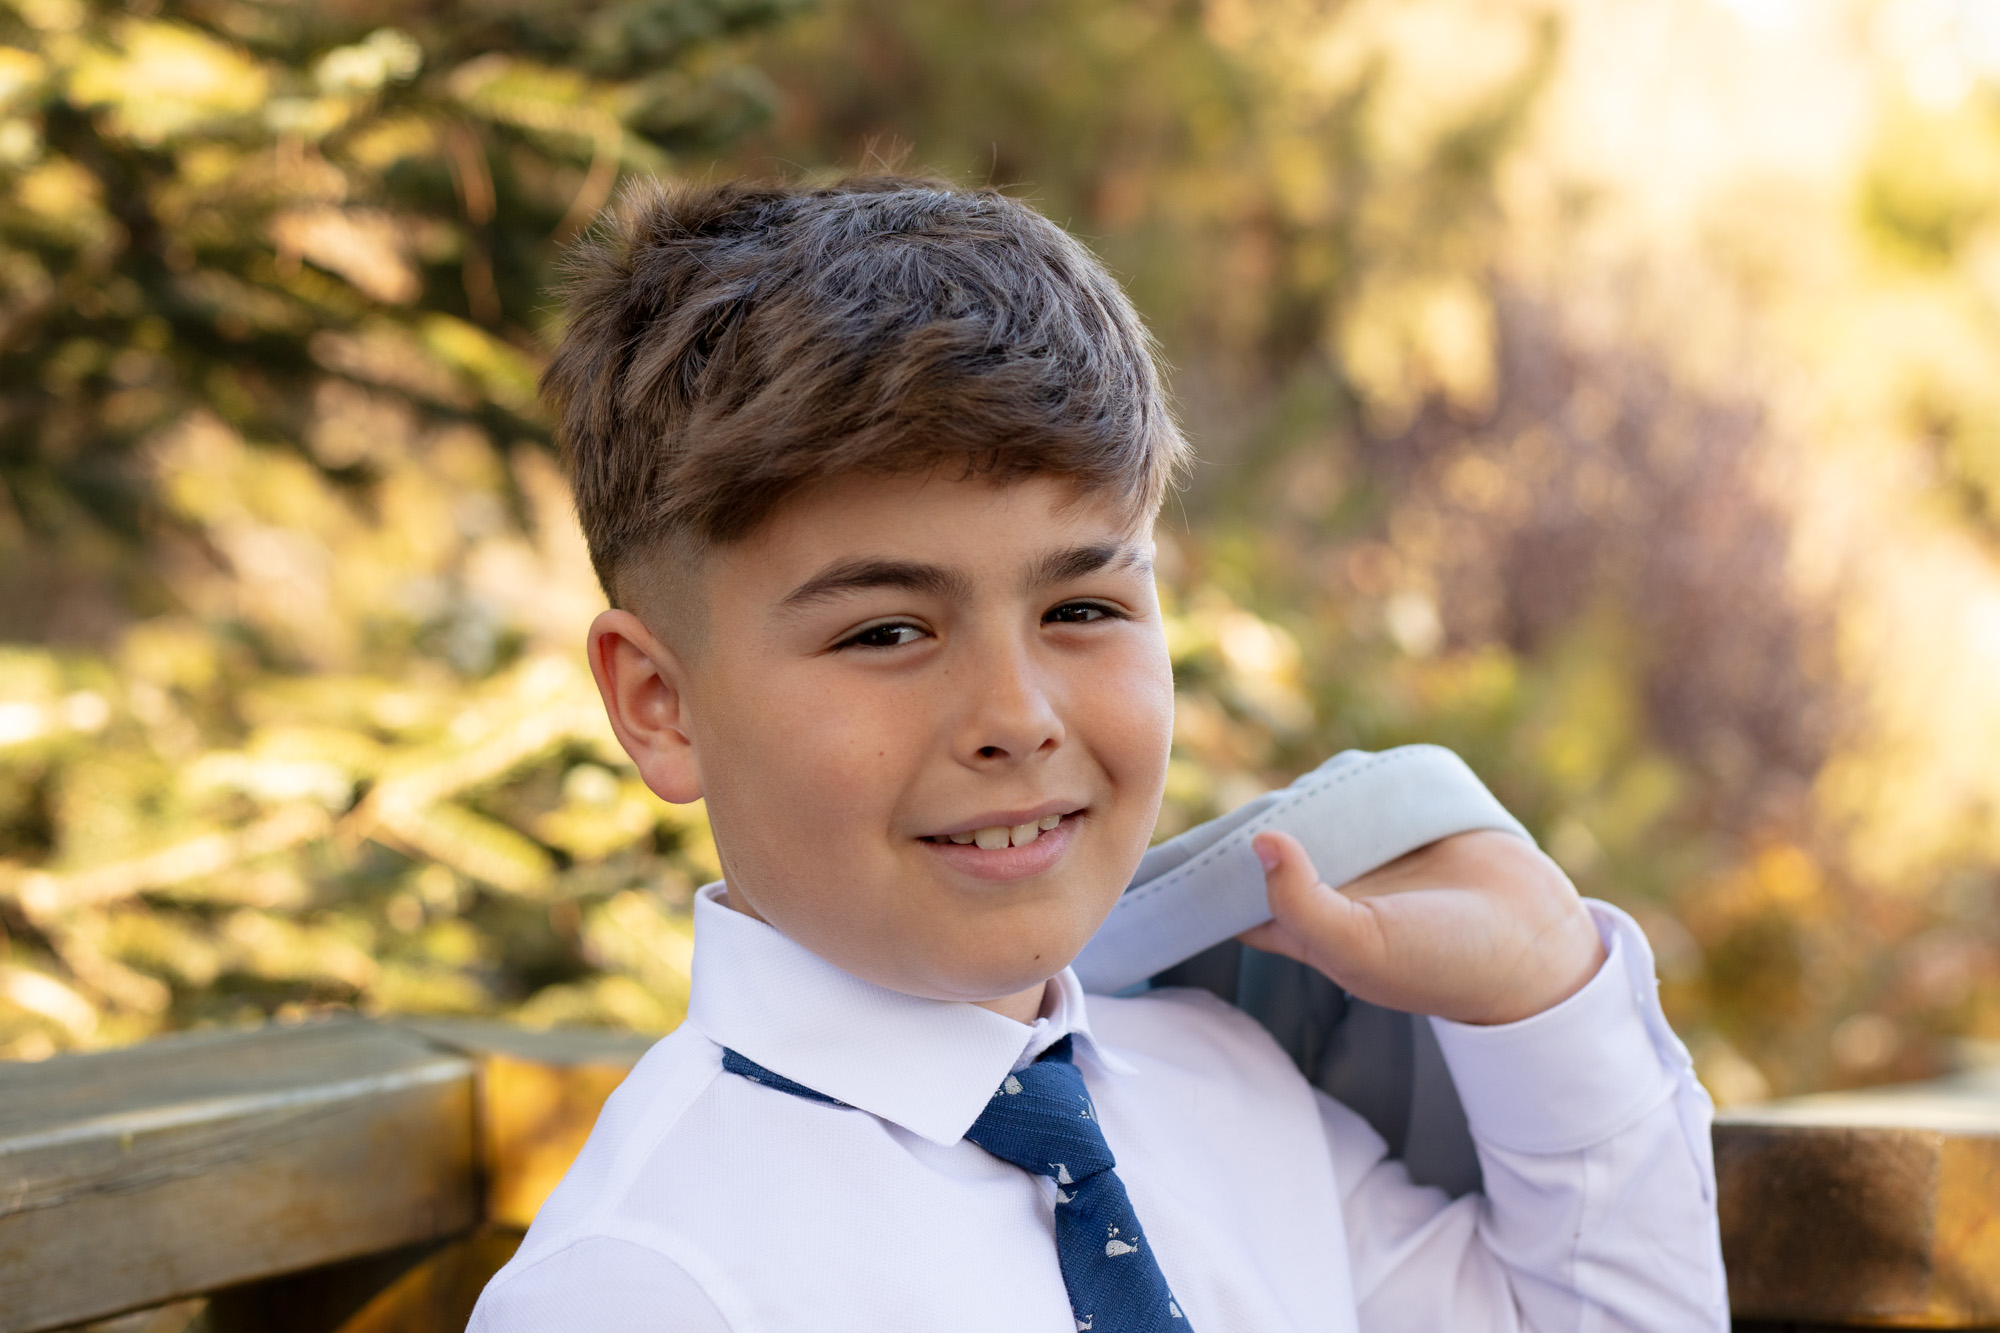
[586,609,704,805]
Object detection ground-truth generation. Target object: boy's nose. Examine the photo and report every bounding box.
[958,646,1064,765]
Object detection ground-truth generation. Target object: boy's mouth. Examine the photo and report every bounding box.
[918,810,1081,882]
[921,812,1069,850]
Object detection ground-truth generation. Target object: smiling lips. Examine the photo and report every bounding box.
[922,809,1076,854]
[921,812,1079,882]
[931,814,1065,850]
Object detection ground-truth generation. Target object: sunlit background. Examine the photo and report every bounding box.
[3,0,1999,1107]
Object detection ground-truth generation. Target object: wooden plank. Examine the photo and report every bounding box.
[201,1227,524,1333]
[400,1018,654,1229]
[1717,1065,2000,1328]
[0,1020,478,1333]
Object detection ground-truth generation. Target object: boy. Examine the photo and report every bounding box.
[472,176,1725,1331]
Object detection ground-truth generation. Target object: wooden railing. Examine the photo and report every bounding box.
[1720,1064,2000,1331]
[5,1017,1999,1332]
[0,1018,650,1333]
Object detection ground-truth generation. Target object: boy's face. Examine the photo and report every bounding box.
[596,473,1174,1013]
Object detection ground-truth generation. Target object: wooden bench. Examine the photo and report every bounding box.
[4,1016,1998,1332]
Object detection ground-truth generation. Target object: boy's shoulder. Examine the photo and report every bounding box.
[503,1022,725,1245]
[472,1021,788,1328]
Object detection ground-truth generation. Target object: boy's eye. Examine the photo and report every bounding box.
[838,621,928,650]
[1044,601,1119,625]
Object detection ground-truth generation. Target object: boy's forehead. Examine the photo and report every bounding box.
[729,473,1154,588]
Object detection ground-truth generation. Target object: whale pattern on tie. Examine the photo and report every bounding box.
[722,1036,1193,1331]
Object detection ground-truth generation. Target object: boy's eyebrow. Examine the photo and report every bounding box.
[778,543,1151,613]
[778,558,972,610]
[1025,541,1152,588]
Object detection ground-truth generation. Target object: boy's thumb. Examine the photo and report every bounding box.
[1252,829,1318,894]
[1251,830,1370,972]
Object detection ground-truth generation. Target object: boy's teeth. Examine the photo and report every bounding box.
[947,817,1066,849]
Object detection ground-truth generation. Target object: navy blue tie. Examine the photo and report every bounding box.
[722,1036,1191,1332]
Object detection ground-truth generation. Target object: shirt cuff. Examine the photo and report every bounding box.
[1428,900,1675,1155]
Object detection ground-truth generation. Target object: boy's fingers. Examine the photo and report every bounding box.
[1250,831,1378,980]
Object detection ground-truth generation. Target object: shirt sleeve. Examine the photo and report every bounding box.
[469,1236,733,1332]
[1326,899,1729,1332]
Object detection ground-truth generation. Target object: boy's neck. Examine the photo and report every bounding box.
[973,981,1051,1026]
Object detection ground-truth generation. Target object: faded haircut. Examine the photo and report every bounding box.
[542,174,1189,607]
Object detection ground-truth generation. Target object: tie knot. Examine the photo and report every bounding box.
[964,1040,1116,1184]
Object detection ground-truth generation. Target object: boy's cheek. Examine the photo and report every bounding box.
[1086,642,1175,798]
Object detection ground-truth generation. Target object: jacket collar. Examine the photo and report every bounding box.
[685,882,1131,1146]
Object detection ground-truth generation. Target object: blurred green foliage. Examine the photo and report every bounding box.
[0,0,801,1050]
[5,0,2000,1108]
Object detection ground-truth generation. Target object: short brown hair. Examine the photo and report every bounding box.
[542,174,1188,602]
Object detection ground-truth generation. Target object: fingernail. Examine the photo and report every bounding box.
[1253,837,1280,871]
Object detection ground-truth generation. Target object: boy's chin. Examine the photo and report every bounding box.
[907,936,1093,1006]
[767,866,1129,1005]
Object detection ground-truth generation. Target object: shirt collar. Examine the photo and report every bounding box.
[685,882,1132,1146]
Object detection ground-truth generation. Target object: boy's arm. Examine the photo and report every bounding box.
[1252,832,1726,1329]
[1326,901,1726,1331]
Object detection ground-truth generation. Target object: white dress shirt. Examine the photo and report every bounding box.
[471,883,1727,1331]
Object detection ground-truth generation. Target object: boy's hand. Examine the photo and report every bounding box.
[1238,830,1607,1026]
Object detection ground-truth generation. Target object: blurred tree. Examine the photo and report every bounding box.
[0,0,801,637]
[0,0,802,1052]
